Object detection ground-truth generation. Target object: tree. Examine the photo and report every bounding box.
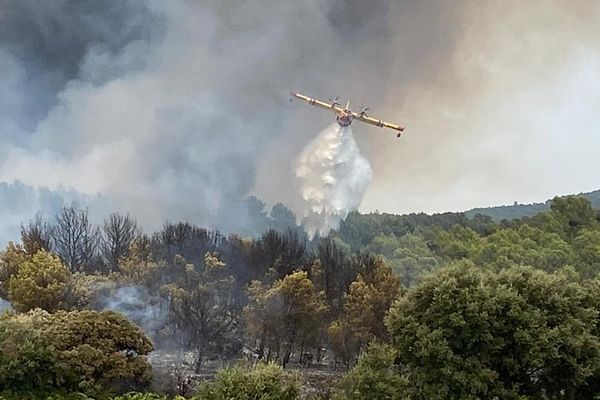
[118,237,166,288]
[243,270,328,366]
[434,224,481,260]
[165,253,239,372]
[329,257,400,366]
[315,237,352,310]
[244,196,271,235]
[0,242,27,298]
[102,213,139,272]
[251,229,307,279]
[386,263,600,399]
[342,343,407,400]
[365,233,439,287]
[269,203,297,232]
[8,250,71,312]
[473,225,574,273]
[52,207,101,273]
[550,195,597,238]
[573,229,600,278]
[20,214,53,255]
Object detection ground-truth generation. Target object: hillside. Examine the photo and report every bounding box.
[464,189,600,221]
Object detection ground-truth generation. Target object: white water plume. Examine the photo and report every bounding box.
[294,124,372,237]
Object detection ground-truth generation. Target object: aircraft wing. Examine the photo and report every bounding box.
[291,92,344,113]
[352,112,405,134]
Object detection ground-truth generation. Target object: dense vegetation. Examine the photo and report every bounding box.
[2,194,600,399]
[464,188,600,220]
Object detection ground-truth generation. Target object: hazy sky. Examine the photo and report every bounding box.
[0,0,599,236]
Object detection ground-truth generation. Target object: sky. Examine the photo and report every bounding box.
[0,0,599,240]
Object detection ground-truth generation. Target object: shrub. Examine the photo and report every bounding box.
[195,363,299,400]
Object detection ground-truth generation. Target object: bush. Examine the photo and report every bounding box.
[195,363,299,400]
[342,343,407,400]
[0,309,153,397]
[111,394,170,400]
[0,391,92,400]
[0,318,59,393]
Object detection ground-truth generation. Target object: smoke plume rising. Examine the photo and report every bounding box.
[0,298,12,313]
[94,284,168,342]
[2,0,600,243]
[295,124,372,237]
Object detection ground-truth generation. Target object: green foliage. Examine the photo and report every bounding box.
[337,211,492,251]
[118,239,166,288]
[8,250,71,312]
[550,195,598,236]
[195,363,299,400]
[3,192,600,398]
[0,242,28,298]
[473,224,575,272]
[111,394,178,400]
[342,343,407,400]
[365,233,439,287]
[465,190,600,221]
[435,225,481,260]
[0,309,153,396]
[0,391,93,400]
[386,263,600,399]
[328,257,400,365]
[42,309,154,392]
[0,318,58,392]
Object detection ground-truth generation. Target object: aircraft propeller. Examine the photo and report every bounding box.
[358,104,370,117]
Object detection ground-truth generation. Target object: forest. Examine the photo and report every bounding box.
[2,194,600,399]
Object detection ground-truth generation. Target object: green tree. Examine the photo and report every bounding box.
[386,263,600,399]
[118,238,165,287]
[8,250,71,312]
[0,317,58,393]
[342,343,407,400]
[550,195,597,238]
[366,233,439,287]
[473,225,574,273]
[434,225,481,260]
[0,242,27,298]
[573,229,600,278]
[329,257,400,366]
[195,363,299,400]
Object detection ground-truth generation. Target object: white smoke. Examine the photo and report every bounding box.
[294,124,372,237]
[94,285,168,342]
[0,298,12,313]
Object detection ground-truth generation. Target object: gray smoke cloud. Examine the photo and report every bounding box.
[94,284,168,342]
[1,0,598,237]
[0,0,460,236]
[0,180,109,247]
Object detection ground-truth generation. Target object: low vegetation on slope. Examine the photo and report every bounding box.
[1,195,600,399]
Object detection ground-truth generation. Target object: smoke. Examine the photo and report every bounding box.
[0,180,109,247]
[2,0,599,234]
[294,124,372,237]
[0,0,462,235]
[0,298,12,313]
[94,284,168,342]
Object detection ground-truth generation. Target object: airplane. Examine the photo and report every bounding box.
[290,91,405,137]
